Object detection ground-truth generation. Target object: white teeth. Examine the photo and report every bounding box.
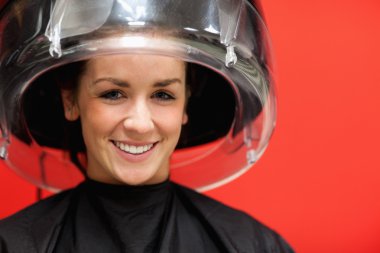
[136,146,143,153]
[114,141,154,155]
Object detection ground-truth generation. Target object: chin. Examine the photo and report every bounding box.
[114,168,165,186]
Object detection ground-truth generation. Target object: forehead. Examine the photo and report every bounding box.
[84,54,186,78]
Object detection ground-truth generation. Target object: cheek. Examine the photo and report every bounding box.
[153,107,185,136]
[79,101,121,137]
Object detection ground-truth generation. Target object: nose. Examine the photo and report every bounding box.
[123,99,154,134]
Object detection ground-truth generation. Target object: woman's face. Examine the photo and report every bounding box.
[62,54,188,185]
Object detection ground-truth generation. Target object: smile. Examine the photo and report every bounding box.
[113,141,154,155]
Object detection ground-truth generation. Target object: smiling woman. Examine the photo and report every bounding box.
[65,55,188,186]
[0,0,293,252]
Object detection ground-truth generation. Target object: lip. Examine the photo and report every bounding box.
[111,140,158,163]
[113,140,157,146]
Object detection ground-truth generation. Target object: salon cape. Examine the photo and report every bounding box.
[0,179,294,253]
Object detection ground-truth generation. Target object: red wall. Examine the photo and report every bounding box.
[2,0,380,252]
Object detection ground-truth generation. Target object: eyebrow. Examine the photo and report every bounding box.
[154,78,182,87]
[92,77,182,88]
[93,78,129,87]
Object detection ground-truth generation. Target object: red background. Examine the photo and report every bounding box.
[1,0,380,252]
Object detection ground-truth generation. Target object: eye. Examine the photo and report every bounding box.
[152,91,175,101]
[100,90,123,100]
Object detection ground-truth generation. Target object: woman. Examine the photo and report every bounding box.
[60,55,189,187]
[0,0,294,252]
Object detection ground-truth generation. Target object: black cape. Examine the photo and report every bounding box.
[0,179,294,253]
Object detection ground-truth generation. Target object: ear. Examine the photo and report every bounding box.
[61,89,80,121]
[182,112,188,125]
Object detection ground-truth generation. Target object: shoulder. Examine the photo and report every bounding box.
[0,188,74,252]
[172,183,295,253]
[0,188,73,226]
[172,182,266,227]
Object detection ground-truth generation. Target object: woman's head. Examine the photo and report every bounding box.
[61,54,188,185]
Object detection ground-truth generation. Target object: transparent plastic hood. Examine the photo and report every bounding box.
[0,0,276,191]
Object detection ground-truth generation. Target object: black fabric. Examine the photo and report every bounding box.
[0,180,294,253]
